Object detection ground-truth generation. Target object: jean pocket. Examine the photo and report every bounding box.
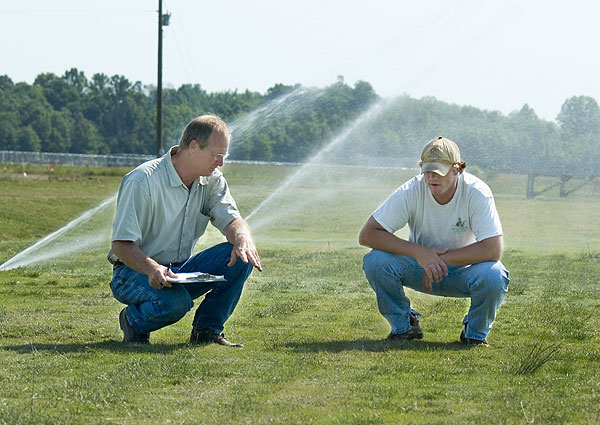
[110,267,154,305]
[502,268,510,290]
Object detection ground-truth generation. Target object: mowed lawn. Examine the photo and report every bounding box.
[0,163,599,424]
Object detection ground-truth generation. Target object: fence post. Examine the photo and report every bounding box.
[526,173,535,199]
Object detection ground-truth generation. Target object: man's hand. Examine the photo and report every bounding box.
[112,240,178,290]
[148,264,177,290]
[228,232,263,271]
[416,246,448,292]
[358,216,449,292]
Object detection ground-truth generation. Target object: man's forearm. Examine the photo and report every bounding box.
[359,217,427,259]
[440,236,503,266]
[111,241,161,276]
[223,217,252,244]
[360,226,424,258]
[222,217,263,271]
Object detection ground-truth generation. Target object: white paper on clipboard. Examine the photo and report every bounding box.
[166,272,226,284]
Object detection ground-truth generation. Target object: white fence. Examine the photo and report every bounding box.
[0,150,155,167]
[0,150,300,168]
[0,150,417,170]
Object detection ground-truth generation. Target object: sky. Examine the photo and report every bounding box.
[1,0,599,122]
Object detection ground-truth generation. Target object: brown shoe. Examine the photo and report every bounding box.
[386,326,424,341]
[387,312,424,340]
[119,308,150,344]
[190,327,244,347]
[460,323,489,346]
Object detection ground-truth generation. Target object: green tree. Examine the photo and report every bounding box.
[69,112,105,154]
[0,75,13,91]
[17,125,41,152]
[34,72,81,111]
[63,68,89,96]
[557,96,600,136]
[46,111,73,153]
[85,73,152,154]
[265,83,298,101]
[557,96,600,175]
[0,112,20,150]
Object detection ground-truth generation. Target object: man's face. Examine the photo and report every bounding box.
[192,131,230,177]
[423,168,459,204]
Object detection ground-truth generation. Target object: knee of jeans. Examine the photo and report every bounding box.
[483,262,510,296]
[159,291,194,323]
[228,257,254,281]
[363,250,393,277]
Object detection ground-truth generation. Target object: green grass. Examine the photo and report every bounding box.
[0,164,599,424]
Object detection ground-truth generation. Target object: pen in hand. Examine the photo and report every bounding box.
[159,263,173,290]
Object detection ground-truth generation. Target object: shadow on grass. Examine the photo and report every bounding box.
[286,338,469,353]
[1,340,193,355]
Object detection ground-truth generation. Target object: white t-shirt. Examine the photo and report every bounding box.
[372,172,502,250]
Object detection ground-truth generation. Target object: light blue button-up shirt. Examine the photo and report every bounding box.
[108,146,240,265]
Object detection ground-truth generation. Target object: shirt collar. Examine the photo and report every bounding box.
[165,146,184,188]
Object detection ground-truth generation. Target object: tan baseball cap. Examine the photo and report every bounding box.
[419,136,461,176]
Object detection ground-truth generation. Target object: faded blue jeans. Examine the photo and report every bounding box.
[362,250,509,340]
[110,242,253,335]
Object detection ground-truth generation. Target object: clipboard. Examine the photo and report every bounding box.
[166,272,226,284]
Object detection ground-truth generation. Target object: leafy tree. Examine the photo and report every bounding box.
[265,83,299,101]
[557,96,600,136]
[84,73,152,154]
[34,73,80,111]
[17,125,41,152]
[0,75,14,91]
[69,112,106,154]
[63,68,89,96]
[1,68,599,178]
[557,96,600,175]
[0,112,20,150]
[46,111,73,153]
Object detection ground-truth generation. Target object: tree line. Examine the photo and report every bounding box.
[0,69,599,176]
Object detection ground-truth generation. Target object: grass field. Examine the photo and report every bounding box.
[0,162,599,424]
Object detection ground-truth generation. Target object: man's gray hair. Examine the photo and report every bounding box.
[179,115,231,149]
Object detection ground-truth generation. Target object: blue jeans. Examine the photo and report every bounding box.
[362,250,509,340]
[110,242,253,335]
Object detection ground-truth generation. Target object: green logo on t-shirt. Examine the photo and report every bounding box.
[452,217,468,233]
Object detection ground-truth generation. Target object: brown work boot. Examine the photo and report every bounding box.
[460,323,489,346]
[386,311,424,340]
[119,308,150,344]
[189,327,244,347]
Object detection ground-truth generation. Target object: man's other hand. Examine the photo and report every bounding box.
[228,233,263,271]
[417,246,448,292]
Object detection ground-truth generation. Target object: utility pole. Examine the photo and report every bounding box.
[156,0,170,157]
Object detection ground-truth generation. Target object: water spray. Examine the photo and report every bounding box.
[0,193,117,271]
[245,100,384,226]
[228,87,325,155]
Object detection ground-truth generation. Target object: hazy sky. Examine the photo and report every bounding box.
[2,0,598,122]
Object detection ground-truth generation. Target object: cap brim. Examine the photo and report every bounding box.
[421,161,451,176]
